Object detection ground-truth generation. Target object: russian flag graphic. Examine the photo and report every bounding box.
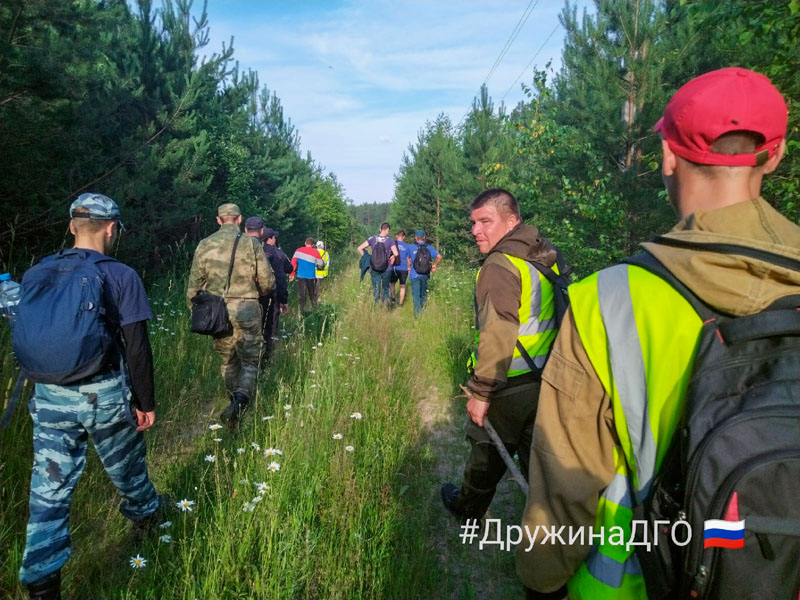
[703,519,745,549]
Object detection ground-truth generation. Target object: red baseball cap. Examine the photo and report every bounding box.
[654,67,787,166]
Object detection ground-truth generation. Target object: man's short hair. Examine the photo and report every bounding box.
[469,188,521,219]
[396,230,405,237]
[305,237,315,246]
[686,131,767,176]
[219,215,238,224]
[380,222,390,231]
[71,207,112,235]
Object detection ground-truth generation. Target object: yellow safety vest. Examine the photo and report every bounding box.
[567,264,703,600]
[468,254,559,378]
[316,250,329,278]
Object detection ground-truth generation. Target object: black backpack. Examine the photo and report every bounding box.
[412,243,432,275]
[623,244,800,600]
[370,237,389,272]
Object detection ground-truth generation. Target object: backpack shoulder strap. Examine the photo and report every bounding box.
[622,251,716,322]
[224,232,242,296]
[528,249,572,327]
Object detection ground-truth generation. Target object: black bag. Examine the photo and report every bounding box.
[623,244,800,600]
[412,243,432,275]
[370,237,389,272]
[190,233,241,337]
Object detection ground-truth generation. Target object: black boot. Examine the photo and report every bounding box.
[26,571,61,600]
[220,392,249,427]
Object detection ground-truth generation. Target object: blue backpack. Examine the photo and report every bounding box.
[13,249,117,383]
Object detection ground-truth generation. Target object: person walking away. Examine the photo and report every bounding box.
[389,230,411,307]
[516,68,800,600]
[187,203,274,426]
[356,222,398,305]
[243,218,290,361]
[315,240,329,302]
[407,230,441,317]
[12,193,162,600]
[290,237,324,313]
[441,189,565,529]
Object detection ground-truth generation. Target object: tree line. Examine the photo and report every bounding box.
[392,0,799,276]
[0,0,353,278]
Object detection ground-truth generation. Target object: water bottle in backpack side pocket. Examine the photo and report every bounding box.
[0,272,22,330]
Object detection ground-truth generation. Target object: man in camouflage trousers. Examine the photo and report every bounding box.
[187,203,274,425]
[19,194,161,600]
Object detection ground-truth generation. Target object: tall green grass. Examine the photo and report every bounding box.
[1,263,527,599]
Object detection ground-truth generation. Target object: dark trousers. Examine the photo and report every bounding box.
[410,275,429,316]
[457,381,540,519]
[370,269,392,304]
[297,278,317,312]
[261,293,280,358]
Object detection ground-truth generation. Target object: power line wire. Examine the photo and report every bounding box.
[501,21,561,102]
[483,0,539,86]
[457,0,542,128]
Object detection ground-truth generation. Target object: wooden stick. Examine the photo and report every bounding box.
[483,417,529,496]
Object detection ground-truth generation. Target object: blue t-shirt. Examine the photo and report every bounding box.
[408,243,439,279]
[78,249,153,327]
[394,241,411,271]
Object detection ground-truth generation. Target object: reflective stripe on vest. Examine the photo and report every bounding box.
[567,264,703,600]
[468,254,559,378]
[316,250,329,278]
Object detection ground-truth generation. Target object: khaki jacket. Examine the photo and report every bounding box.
[186,224,274,308]
[516,198,800,593]
[468,223,558,402]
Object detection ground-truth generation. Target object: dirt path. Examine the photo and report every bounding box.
[417,381,527,600]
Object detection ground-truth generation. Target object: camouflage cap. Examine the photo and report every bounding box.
[70,193,125,230]
[218,203,242,217]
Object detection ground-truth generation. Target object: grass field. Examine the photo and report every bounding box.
[0,262,528,599]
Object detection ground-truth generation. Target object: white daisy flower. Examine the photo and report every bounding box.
[267,461,281,472]
[159,534,172,544]
[345,445,354,452]
[129,554,147,568]
[212,438,222,442]
[242,502,255,512]
[204,455,216,463]
[343,336,349,340]
[263,447,283,458]
[158,521,172,529]
[237,448,245,454]
[208,423,223,430]
[283,404,292,411]
[350,412,363,420]
[251,496,263,504]
[317,342,323,347]
[256,482,270,494]
[309,370,315,374]
[250,442,261,451]
[262,415,275,421]
[239,478,250,485]
[310,384,318,389]
[176,499,195,512]
[332,433,343,440]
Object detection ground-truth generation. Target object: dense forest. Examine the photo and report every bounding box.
[349,201,392,240]
[392,0,799,276]
[0,0,353,277]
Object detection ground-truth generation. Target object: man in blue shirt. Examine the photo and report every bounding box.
[18,194,161,599]
[407,229,442,317]
[389,230,411,307]
[356,222,399,305]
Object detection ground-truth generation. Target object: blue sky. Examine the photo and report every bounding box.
[199,1,589,205]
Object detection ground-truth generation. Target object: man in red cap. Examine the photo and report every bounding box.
[516,67,799,599]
